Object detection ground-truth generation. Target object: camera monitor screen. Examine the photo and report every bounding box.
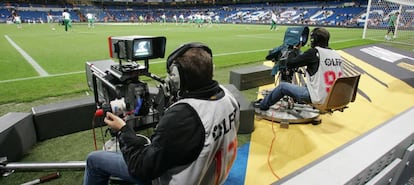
[133,39,152,58]
[109,36,166,61]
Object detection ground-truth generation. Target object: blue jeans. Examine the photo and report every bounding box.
[83,151,146,185]
[259,82,311,110]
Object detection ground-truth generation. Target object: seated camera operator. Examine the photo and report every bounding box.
[255,27,343,111]
[83,42,240,185]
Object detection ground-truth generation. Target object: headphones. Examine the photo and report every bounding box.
[165,42,212,95]
[310,27,330,48]
[310,27,320,47]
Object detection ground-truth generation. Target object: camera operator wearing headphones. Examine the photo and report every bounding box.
[255,27,343,111]
[83,42,240,185]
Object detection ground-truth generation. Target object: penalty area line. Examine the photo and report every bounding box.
[4,35,49,77]
[0,71,84,84]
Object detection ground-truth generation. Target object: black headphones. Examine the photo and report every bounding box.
[166,42,212,93]
[310,27,320,47]
[310,27,330,48]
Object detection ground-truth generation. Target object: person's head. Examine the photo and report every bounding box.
[310,27,330,48]
[395,12,399,15]
[166,42,213,93]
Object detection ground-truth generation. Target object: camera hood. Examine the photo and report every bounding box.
[265,26,309,61]
[283,26,309,47]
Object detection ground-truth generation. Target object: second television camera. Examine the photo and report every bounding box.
[265,26,309,82]
[86,35,169,131]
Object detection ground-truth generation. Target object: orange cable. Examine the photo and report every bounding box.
[267,111,281,180]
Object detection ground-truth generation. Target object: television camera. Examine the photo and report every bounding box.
[257,26,323,127]
[87,35,170,134]
[0,36,173,177]
[265,26,309,83]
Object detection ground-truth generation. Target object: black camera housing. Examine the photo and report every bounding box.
[266,26,309,82]
[266,26,309,62]
[86,36,170,131]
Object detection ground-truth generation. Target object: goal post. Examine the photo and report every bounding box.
[362,0,414,45]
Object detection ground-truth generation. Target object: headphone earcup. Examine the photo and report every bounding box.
[310,28,319,47]
[312,33,317,43]
[167,64,181,93]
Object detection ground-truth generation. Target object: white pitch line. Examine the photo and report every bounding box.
[0,71,84,83]
[4,35,49,76]
[1,37,361,83]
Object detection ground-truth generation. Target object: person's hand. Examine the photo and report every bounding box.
[104,112,126,131]
[294,43,302,50]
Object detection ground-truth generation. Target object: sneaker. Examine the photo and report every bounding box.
[252,99,269,111]
[252,99,263,108]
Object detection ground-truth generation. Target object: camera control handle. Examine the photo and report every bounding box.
[146,72,165,83]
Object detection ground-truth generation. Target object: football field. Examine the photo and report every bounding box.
[0,23,375,106]
[2,22,414,185]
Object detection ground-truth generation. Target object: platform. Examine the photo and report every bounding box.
[244,44,414,185]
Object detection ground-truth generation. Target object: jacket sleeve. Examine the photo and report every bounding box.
[286,48,318,69]
[118,103,205,180]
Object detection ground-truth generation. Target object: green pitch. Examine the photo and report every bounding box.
[0,23,376,105]
[0,23,380,185]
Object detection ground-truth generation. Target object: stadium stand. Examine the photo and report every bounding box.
[1,0,369,27]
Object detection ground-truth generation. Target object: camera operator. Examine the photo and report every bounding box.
[255,27,343,110]
[83,42,240,185]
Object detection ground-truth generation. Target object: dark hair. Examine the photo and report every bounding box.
[174,47,213,90]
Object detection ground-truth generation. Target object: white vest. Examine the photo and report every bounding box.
[154,86,240,185]
[305,47,343,104]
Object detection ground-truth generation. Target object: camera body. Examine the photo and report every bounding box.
[265,26,309,83]
[86,36,169,131]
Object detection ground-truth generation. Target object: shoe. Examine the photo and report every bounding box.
[252,99,269,111]
[252,99,263,109]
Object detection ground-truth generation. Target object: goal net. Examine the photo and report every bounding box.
[362,0,414,45]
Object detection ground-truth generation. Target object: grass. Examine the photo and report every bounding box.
[0,23,273,104]
[0,22,383,185]
[0,23,379,105]
[364,28,414,51]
